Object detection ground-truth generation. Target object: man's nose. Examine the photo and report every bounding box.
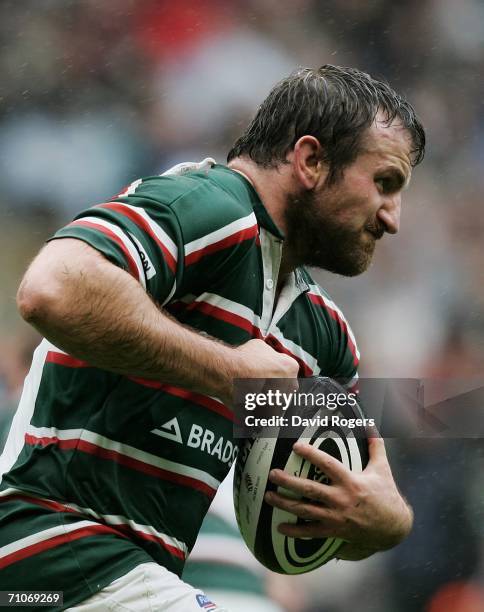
[377,196,401,235]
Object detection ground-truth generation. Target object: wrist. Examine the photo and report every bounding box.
[393,499,414,544]
[377,497,414,551]
[336,542,378,561]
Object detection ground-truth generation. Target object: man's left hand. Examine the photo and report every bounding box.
[264,435,413,560]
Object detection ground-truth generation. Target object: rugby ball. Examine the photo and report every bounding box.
[233,376,369,574]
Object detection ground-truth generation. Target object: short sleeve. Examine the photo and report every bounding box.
[49,169,259,306]
[50,195,183,306]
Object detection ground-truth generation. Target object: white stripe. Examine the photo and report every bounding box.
[107,202,178,261]
[98,203,179,300]
[179,292,319,373]
[0,488,187,556]
[87,513,187,555]
[26,425,220,492]
[0,519,99,559]
[343,372,359,390]
[161,279,177,307]
[184,213,257,257]
[192,293,262,331]
[0,340,50,483]
[0,339,77,483]
[308,284,360,360]
[78,216,146,288]
[61,498,188,555]
[269,324,320,374]
[118,178,142,197]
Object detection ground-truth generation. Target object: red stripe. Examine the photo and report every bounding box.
[0,493,77,515]
[161,385,233,421]
[308,293,359,366]
[114,182,137,197]
[185,225,258,266]
[126,378,233,421]
[0,525,124,570]
[265,334,313,377]
[0,493,185,560]
[128,376,163,389]
[97,203,177,273]
[46,351,89,368]
[113,524,185,560]
[25,434,216,498]
[186,301,262,338]
[68,219,140,280]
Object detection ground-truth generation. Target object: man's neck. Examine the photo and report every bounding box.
[228,157,300,282]
[228,158,290,238]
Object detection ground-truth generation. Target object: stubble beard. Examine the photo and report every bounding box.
[283,187,376,277]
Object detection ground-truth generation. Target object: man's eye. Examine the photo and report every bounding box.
[375,177,395,193]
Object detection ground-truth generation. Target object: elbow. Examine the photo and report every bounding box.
[16,239,92,329]
[16,275,57,326]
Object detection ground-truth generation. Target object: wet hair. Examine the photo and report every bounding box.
[227,65,425,183]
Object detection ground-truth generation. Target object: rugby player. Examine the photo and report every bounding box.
[1,65,425,610]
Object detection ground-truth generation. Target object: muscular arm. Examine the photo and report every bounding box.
[17,238,298,404]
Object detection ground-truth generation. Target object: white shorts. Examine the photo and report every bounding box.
[66,562,229,612]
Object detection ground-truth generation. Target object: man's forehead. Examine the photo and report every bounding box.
[364,116,413,156]
[361,116,413,175]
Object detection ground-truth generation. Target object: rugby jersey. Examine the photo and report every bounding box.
[0,160,359,609]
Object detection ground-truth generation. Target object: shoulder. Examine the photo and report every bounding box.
[119,166,258,243]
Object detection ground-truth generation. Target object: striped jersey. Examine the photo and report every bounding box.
[0,159,359,609]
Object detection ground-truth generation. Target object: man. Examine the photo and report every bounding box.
[1,65,424,610]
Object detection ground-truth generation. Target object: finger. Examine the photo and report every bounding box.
[365,423,381,439]
[268,470,335,505]
[292,442,350,483]
[276,521,343,539]
[265,491,333,522]
[366,435,389,470]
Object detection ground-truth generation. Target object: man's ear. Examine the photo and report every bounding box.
[291,136,328,189]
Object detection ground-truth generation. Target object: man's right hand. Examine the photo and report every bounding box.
[222,339,300,405]
[235,339,300,379]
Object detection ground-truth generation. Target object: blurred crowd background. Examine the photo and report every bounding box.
[0,1,483,610]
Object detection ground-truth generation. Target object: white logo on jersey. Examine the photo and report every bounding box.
[151,417,183,444]
[150,421,238,466]
[129,232,156,280]
[187,424,238,466]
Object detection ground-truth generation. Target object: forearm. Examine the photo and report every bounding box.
[17,239,238,401]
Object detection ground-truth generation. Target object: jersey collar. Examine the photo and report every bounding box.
[213,165,285,240]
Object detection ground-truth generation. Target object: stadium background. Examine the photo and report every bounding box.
[0,1,482,610]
